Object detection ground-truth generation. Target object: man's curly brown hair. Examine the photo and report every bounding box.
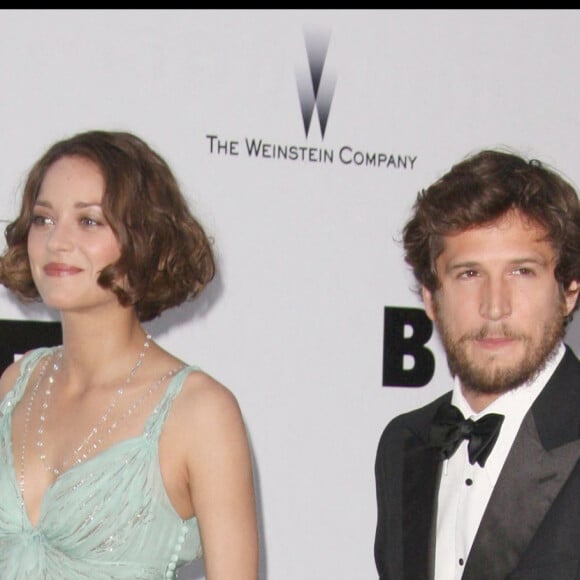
[402,149,580,316]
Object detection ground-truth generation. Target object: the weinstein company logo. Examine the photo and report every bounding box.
[296,29,336,140]
[206,28,417,170]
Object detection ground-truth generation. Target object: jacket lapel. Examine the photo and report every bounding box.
[402,413,444,579]
[464,347,580,580]
[464,412,580,580]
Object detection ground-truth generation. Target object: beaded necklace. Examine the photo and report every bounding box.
[18,333,153,505]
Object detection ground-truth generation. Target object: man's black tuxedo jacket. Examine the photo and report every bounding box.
[374,346,580,580]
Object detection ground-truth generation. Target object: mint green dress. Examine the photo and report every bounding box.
[0,348,203,579]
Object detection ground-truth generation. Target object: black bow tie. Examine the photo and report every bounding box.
[429,403,504,467]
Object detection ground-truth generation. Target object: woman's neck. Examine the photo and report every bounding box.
[57,308,149,391]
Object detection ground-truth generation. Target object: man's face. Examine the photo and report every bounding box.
[422,210,579,397]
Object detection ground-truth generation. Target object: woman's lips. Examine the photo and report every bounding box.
[43,263,83,276]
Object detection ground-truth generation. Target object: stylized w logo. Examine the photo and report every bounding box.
[296,29,336,140]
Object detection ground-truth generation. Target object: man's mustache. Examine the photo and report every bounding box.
[458,325,527,342]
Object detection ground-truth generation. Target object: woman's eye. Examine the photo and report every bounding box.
[31,215,53,226]
[80,217,100,226]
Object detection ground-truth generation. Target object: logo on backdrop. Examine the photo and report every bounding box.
[296,28,335,140]
[206,28,417,171]
[382,306,435,387]
[0,320,62,374]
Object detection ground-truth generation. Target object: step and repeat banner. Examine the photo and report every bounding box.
[1,9,579,579]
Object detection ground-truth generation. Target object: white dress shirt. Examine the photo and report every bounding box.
[433,343,565,580]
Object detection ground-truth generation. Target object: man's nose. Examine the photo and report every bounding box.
[479,276,512,321]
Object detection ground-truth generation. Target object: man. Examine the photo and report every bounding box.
[374,149,580,580]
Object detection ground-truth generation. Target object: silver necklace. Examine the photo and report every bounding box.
[85,363,185,450]
[24,333,151,478]
[18,352,52,517]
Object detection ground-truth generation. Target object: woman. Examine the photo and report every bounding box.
[0,130,258,579]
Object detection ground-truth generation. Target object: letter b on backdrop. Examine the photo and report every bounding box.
[382,307,435,387]
[0,320,62,374]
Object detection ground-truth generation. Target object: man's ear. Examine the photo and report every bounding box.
[422,286,436,321]
[564,280,580,315]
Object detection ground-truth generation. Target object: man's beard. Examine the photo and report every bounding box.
[434,297,567,396]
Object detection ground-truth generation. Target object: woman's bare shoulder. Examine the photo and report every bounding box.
[0,351,33,399]
[163,368,247,448]
[180,370,243,421]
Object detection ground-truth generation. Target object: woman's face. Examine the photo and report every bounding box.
[27,155,122,315]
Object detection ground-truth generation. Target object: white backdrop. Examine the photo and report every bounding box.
[1,9,580,579]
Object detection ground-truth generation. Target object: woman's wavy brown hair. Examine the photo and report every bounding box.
[403,149,580,313]
[0,130,215,322]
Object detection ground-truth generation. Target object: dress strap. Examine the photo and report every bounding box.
[144,365,200,440]
[0,347,55,416]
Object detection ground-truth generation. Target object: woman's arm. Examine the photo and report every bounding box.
[182,373,259,580]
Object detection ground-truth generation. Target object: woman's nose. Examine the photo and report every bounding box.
[46,222,74,252]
